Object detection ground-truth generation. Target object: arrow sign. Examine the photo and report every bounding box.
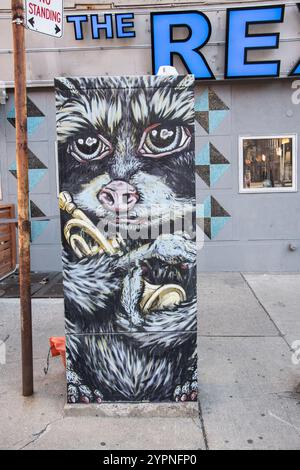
[25,0,64,38]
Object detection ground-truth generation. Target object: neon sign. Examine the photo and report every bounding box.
[67,13,135,40]
[66,5,300,79]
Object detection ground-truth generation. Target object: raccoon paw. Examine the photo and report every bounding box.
[174,377,198,402]
[149,233,196,265]
[119,266,144,328]
[67,370,103,404]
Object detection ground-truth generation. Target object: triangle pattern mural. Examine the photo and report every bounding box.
[7,96,45,136]
[196,143,230,187]
[9,149,47,192]
[195,88,229,134]
[197,196,230,239]
[7,96,49,243]
[30,200,49,242]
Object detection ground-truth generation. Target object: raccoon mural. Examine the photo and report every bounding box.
[55,75,197,403]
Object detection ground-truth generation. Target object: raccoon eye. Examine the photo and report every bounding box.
[70,134,112,162]
[138,124,191,158]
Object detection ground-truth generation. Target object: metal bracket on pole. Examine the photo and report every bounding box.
[12,18,24,25]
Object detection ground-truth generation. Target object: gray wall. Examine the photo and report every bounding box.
[1,79,299,272]
[0,88,62,271]
[196,79,300,271]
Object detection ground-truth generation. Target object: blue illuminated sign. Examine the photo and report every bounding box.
[116,13,135,38]
[290,62,300,77]
[66,6,299,79]
[150,11,214,80]
[67,13,135,40]
[67,15,88,41]
[91,14,113,39]
[289,4,300,77]
[225,5,285,79]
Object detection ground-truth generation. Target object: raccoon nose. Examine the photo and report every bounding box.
[98,180,139,213]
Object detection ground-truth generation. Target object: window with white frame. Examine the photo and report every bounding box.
[239,135,297,193]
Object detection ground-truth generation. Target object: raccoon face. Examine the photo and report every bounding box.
[56,76,195,234]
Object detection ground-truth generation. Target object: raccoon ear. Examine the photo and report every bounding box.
[54,78,81,108]
[175,75,195,90]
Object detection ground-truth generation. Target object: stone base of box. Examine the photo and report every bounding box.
[64,402,199,418]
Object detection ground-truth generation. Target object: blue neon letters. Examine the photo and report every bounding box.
[66,6,299,78]
[67,13,135,40]
[225,6,284,78]
[91,14,113,39]
[290,63,300,77]
[67,15,88,41]
[151,11,214,79]
[116,13,135,38]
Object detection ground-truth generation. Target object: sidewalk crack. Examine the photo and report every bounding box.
[18,417,62,450]
[197,400,209,450]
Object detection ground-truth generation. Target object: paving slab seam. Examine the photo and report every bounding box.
[240,273,291,350]
[198,334,280,338]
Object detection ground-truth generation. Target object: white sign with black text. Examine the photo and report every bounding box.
[25,0,63,38]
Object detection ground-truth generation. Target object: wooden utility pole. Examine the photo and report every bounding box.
[11,0,33,396]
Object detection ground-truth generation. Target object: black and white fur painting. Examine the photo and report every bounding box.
[55,75,197,403]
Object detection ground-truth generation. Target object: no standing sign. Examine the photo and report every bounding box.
[25,0,63,38]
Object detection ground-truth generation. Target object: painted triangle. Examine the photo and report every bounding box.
[211,217,229,239]
[208,88,229,111]
[29,169,47,191]
[196,143,210,165]
[7,117,16,128]
[204,217,211,239]
[10,150,46,172]
[195,111,209,133]
[197,203,204,218]
[209,110,229,133]
[195,89,209,112]
[30,200,46,218]
[203,196,212,218]
[7,116,44,136]
[28,150,47,169]
[209,143,229,164]
[196,165,210,186]
[27,97,45,117]
[31,220,49,242]
[211,196,230,218]
[210,164,230,186]
[27,117,44,136]
[7,96,44,120]
[7,97,45,135]
[9,151,47,190]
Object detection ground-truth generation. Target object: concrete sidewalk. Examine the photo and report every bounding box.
[0,273,300,450]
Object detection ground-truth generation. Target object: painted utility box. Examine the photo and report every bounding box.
[55,75,197,403]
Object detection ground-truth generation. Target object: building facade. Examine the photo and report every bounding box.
[0,0,299,271]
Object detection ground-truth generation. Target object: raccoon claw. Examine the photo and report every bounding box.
[174,368,198,402]
[149,233,196,265]
[67,370,103,404]
[174,380,198,402]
